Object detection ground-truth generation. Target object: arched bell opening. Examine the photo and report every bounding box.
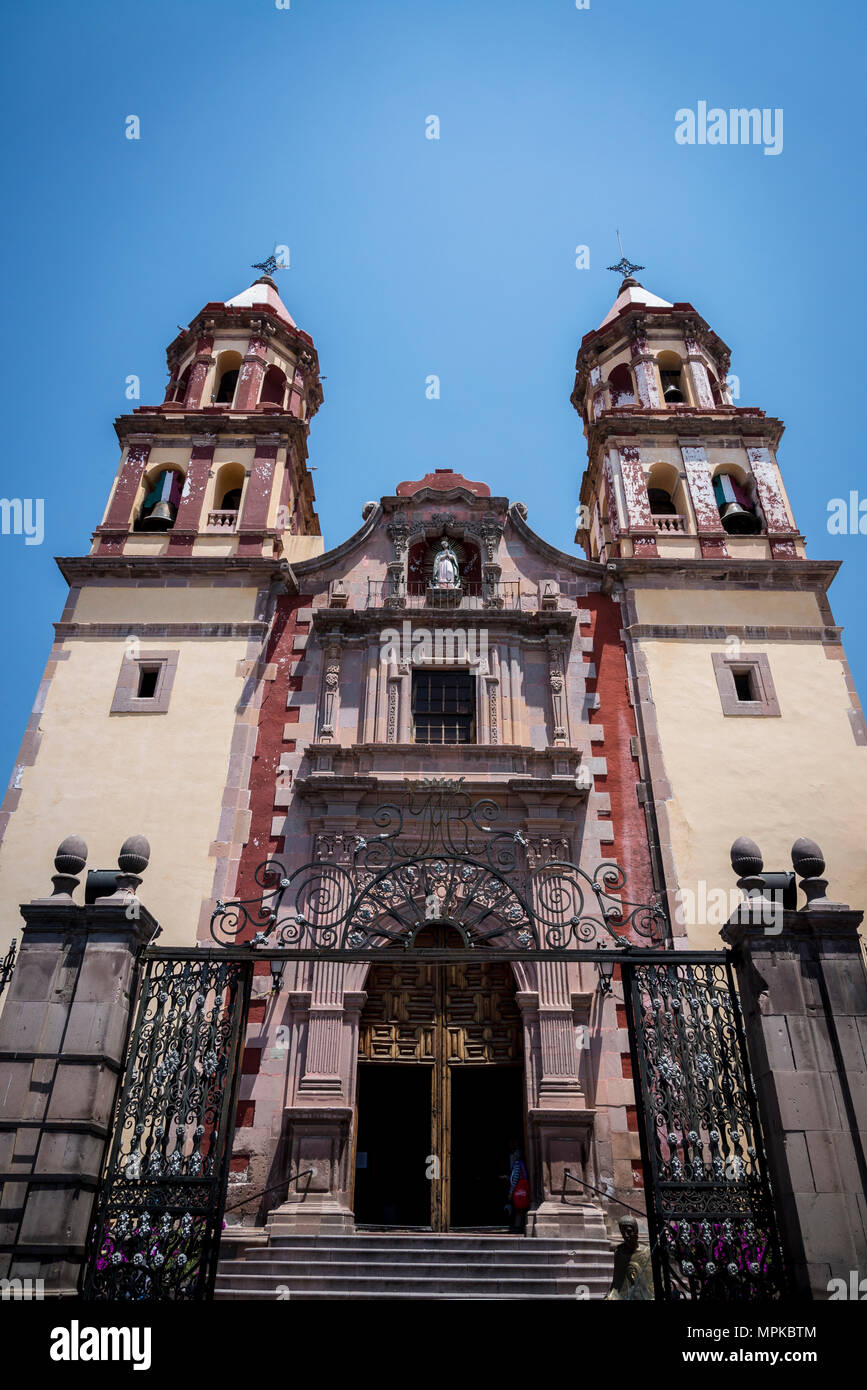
[213,351,243,406]
[646,460,690,533]
[657,350,689,406]
[607,361,636,407]
[712,464,764,536]
[259,363,288,408]
[136,466,184,531]
[208,461,246,530]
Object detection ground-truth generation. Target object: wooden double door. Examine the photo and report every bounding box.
[354,934,525,1230]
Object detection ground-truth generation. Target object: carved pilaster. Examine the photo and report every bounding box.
[386,666,401,744]
[318,638,342,742]
[547,641,568,746]
[629,322,661,408]
[385,511,410,605]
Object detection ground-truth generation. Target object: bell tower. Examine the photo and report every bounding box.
[570,268,867,946]
[0,270,326,951]
[96,272,323,558]
[572,273,801,563]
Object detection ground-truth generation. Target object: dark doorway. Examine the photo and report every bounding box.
[449,1067,525,1228]
[354,1064,432,1227]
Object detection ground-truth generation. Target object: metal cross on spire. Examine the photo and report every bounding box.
[251,252,286,277]
[606,229,644,280]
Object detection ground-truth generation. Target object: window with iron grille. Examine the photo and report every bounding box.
[412,669,475,744]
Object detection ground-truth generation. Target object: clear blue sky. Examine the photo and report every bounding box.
[0,0,864,791]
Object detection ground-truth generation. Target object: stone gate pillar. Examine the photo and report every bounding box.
[0,835,156,1296]
[723,836,867,1299]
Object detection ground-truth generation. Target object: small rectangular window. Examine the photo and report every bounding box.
[111,649,178,715]
[711,652,780,718]
[412,670,475,744]
[137,665,161,699]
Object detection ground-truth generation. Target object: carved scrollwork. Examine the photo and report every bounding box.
[210,778,669,953]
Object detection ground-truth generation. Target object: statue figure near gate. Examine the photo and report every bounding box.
[604,1216,655,1300]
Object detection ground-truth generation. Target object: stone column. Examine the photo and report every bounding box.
[617,445,658,557]
[0,836,156,1296]
[95,435,152,553]
[236,436,280,557]
[166,436,216,554]
[684,330,715,408]
[680,443,728,557]
[268,958,361,1237]
[235,330,268,411]
[723,836,867,1299]
[629,324,661,409]
[746,444,799,558]
[183,332,215,409]
[521,841,608,1240]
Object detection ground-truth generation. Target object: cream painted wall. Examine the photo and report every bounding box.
[73,585,261,625]
[634,587,824,628]
[282,535,325,562]
[0,636,250,952]
[641,638,867,950]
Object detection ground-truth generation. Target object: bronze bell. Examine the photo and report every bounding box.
[140,501,176,531]
[663,382,685,403]
[720,501,762,535]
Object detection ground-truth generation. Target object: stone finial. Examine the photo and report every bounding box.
[730,836,763,879]
[791,837,824,880]
[55,835,87,877]
[791,836,846,910]
[49,835,88,900]
[728,836,771,919]
[114,834,150,901]
[118,835,150,876]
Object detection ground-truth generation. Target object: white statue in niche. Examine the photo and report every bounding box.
[432,537,460,588]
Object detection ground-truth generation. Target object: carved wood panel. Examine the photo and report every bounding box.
[358,956,521,1064]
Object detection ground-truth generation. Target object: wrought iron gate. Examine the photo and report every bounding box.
[77,783,785,1301]
[624,956,784,1300]
[82,953,252,1300]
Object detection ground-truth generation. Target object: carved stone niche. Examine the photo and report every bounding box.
[329,579,349,608]
[540,580,560,610]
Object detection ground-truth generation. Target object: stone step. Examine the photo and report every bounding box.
[215,1289,588,1300]
[232,1249,612,1268]
[214,1271,610,1297]
[263,1234,610,1252]
[218,1257,613,1279]
[217,1227,614,1300]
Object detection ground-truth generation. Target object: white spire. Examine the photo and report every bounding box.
[598,278,672,329]
[226,276,296,327]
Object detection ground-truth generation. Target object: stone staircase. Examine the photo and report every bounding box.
[215,1229,614,1300]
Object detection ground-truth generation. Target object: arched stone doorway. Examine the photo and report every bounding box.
[353,925,524,1230]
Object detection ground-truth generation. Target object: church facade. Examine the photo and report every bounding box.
[1,269,865,1299]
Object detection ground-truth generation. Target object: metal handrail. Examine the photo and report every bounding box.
[223,1168,314,1217]
[563,1168,648,1222]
